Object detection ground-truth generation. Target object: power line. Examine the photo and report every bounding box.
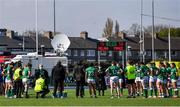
[142,14,180,22]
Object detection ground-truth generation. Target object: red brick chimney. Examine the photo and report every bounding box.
[80,31,88,39]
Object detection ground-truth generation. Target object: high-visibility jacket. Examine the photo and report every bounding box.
[34,77,45,92]
[13,68,22,80]
[126,65,136,80]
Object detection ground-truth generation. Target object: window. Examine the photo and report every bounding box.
[108,51,112,56]
[119,51,122,56]
[73,50,78,56]
[146,51,151,57]
[156,51,165,59]
[67,50,71,56]
[100,51,106,56]
[87,50,95,56]
[127,51,132,56]
[171,51,177,56]
[80,50,85,56]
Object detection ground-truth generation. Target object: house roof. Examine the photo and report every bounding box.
[107,36,180,50]
[0,36,98,50]
[0,35,180,51]
[0,36,52,49]
[68,37,98,49]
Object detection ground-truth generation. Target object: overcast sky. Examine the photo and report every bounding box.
[0,0,179,38]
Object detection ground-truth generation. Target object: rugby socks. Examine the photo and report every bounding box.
[120,88,123,95]
[149,88,153,97]
[168,88,172,97]
[7,89,11,97]
[174,89,178,97]
[143,89,148,98]
[154,88,158,97]
[10,89,14,97]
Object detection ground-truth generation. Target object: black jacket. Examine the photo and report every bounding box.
[73,65,85,82]
[52,64,65,81]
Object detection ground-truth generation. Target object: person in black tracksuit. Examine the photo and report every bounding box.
[52,61,66,98]
[96,63,107,96]
[73,61,85,98]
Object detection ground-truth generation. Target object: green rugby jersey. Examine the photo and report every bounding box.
[86,67,96,79]
[140,65,149,77]
[170,67,177,80]
[106,65,118,77]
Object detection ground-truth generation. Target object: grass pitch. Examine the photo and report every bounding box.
[0,89,180,106]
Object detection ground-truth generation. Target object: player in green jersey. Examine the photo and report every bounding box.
[140,62,149,98]
[106,62,120,99]
[157,62,165,98]
[170,63,178,98]
[116,63,124,97]
[135,62,143,96]
[164,62,172,97]
[85,63,97,98]
[3,63,13,98]
[148,63,158,98]
[22,63,32,98]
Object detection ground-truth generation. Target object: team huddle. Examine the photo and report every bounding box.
[0,62,32,98]
[85,60,179,98]
[0,60,179,99]
[0,61,51,99]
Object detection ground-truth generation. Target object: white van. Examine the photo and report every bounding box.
[10,52,68,76]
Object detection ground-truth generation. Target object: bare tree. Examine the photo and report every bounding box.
[102,18,113,38]
[128,23,140,36]
[114,20,120,37]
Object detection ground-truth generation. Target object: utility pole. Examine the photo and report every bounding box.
[23,35,25,51]
[54,0,56,37]
[143,28,145,62]
[152,0,155,61]
[35,0,38,55]
[168,25,171,62]
[140,0,144,62]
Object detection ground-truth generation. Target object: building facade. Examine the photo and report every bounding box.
[0,29,180,64]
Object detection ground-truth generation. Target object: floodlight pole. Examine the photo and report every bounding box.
[152,0,155,61]
[168,25,171,62]
[142,28,145,62]
[54,0,56,36]
[23,35,25,51]
[35,0,38,56]
[140,0,144,62]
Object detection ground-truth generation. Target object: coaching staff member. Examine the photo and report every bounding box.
[52,61,66,98]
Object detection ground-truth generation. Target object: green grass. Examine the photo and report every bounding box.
[0,89,180,106]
